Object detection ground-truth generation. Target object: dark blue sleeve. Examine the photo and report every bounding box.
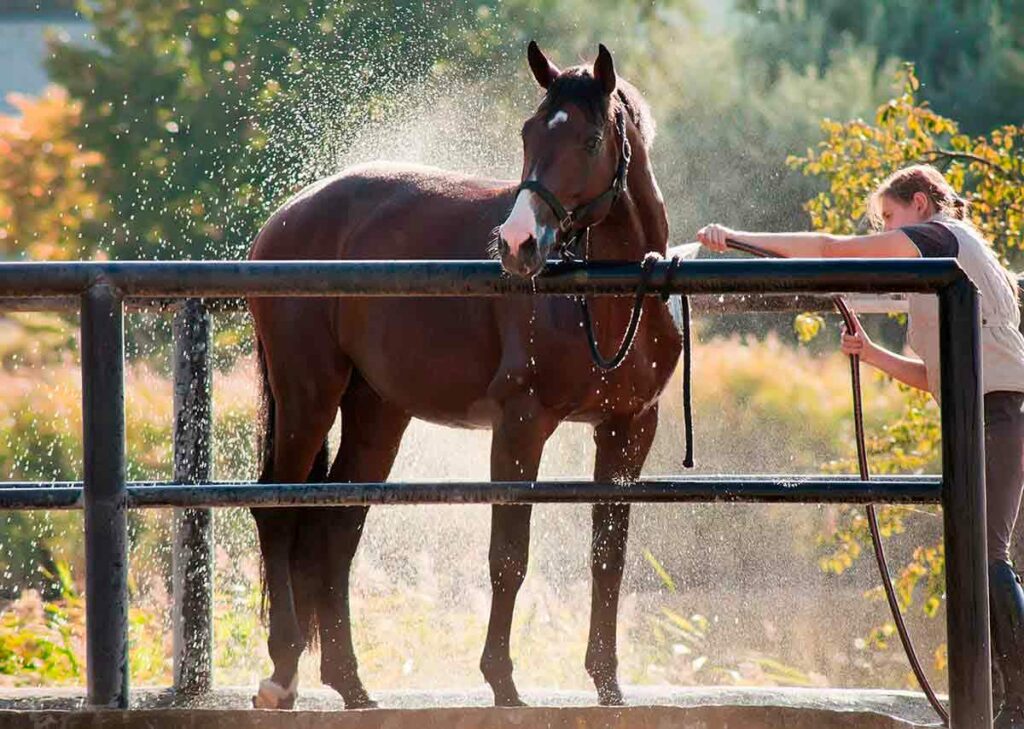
[901,222,958,258]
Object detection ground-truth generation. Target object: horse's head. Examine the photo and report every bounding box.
[497,42,634,279]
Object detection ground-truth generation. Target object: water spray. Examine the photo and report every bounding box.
[688,237,951,725]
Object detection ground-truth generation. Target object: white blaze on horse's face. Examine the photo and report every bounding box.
[547,110,569,129]
[498,181,541,258]
[499,110,566,257]
[497,108,570,276]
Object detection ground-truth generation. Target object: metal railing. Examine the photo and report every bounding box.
[0,258,990,728]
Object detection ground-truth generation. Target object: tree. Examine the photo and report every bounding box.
[47,0,507,260]
[790,65,1024,263]
[736,0,1024,135]
[790,64,1024,674]
[0,86,106,261]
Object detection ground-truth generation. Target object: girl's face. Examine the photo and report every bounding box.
[878,192,933,231]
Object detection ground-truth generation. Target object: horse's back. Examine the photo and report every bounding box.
[249,163,514,426]
[250,162,514,262]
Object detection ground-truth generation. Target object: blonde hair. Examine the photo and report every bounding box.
[868,164,968,229]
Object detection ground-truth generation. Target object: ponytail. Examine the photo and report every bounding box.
[950,193,969,221]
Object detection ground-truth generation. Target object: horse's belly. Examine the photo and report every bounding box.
[339,298,501,426]
[530,303,682,422]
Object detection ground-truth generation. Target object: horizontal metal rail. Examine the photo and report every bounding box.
[0,475,942,510]
[0,259,963,297]
[0,258,988,725]
[0,291,910,314]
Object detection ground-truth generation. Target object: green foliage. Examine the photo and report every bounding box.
[791,65,1024,672]
[735,0,1024,134]
[0,358,257,598]
[640,548,820,687]
[1,559,188,687]
[0,562,81,684]
[47,1,510,259]
[789,65,1024,262]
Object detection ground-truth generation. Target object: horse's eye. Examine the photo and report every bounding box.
[585,136,602,154]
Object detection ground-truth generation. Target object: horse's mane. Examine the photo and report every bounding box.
[540,67,655,150]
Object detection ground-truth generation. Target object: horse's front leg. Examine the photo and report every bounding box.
[587,405,659,706]
[480,393,556,707]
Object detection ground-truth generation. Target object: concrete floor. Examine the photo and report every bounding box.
[0,685,945,728]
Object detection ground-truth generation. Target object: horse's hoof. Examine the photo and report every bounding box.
[490,676,527,707]
[325,678,377,710]
[598,689,625,707]
[596,680,625,706]
[252,678,298,710]
[343,691,378,710]
[347,698,378,710]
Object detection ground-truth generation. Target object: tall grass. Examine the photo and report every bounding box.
[0,328,936,691]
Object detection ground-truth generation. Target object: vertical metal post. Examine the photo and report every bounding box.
[172,299,214,694]
[81,284,128,709]
[939,277,991,728]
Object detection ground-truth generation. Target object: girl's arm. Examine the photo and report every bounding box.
[841,317,930,392]
[696,224,921,259]
[859,345,930,392]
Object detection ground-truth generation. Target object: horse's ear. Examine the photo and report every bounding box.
[528,40,560,89]
[593,44,617,95]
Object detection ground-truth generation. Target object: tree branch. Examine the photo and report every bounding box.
[918,149,1024,182]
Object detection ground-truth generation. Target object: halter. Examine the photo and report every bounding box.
[514,103,632,260]
[510,97,694,469]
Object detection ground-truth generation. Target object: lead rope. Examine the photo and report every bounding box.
[578,236,695,469]
[579,233,656,371]
[662,255,694,468]
[724,237,949,725]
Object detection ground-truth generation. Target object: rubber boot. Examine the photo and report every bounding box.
[990,560,1024,728]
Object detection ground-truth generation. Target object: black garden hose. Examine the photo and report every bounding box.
[724,237,949,725]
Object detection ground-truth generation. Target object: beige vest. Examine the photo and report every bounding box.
[906,216,1024,400]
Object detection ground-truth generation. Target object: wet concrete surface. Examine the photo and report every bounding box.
[0,685,945,727]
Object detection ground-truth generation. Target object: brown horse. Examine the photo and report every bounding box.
[247,42,681,710]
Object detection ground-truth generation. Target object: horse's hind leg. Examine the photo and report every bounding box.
[480,396,557,707]
[586,406,658,706]
[252,508,304,708]
[252,340,352,709]
[318,374,411,709]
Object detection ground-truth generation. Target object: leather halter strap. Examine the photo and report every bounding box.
[514,103,632,258]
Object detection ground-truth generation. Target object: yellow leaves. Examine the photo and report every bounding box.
[790,63,1024,263]
[643,549,677,593]
[195,13,218,39]
[0,85,106,260]
[793,312,824,343]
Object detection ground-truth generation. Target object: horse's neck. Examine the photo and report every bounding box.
[587,143,668,261]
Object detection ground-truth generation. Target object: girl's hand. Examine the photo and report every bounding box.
[696,224,736,253]
[841,315,874,362]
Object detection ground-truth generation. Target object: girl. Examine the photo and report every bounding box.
[697,164,1024,728]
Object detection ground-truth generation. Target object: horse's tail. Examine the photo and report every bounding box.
[256,336,275,485]
[255,336,275,623]
[294,440,329,650]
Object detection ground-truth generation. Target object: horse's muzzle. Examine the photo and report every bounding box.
[498,234,545,279]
